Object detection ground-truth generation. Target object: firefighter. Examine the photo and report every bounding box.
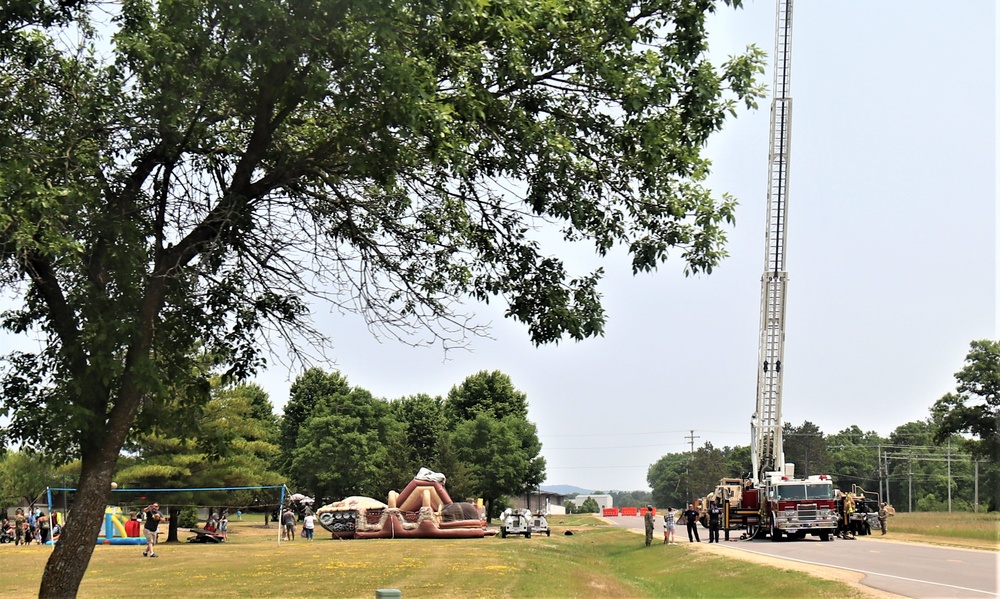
[841,493,856,540]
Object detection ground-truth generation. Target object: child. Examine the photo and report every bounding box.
[663,507,676,545]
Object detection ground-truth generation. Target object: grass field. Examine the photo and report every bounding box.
[883,511,999,550]
[0,515,878,599]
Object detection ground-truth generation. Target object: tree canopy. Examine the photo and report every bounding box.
[933,339,1000,462]
[0,0,763,594]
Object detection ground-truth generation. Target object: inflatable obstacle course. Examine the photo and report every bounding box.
[316,469,489,539]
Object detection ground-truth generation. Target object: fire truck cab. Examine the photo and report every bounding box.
[762,473,838,541]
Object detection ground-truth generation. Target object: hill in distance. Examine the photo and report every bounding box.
[540,484,593,495]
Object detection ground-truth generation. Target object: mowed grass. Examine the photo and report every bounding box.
[885,511,999,549]
[0,515,871,599]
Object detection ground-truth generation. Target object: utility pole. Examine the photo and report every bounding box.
[974,460,979,513]
[908,454,913,513]
[947,438,952,513]
[684,430,700,502]
[877,444,884,500]
[686,430,700,453]
[883,449,891,507]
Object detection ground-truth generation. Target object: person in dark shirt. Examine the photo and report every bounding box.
[707,503,722,543]
[142,503,164,558]
[282,508,296,541]
[683,504,701,543]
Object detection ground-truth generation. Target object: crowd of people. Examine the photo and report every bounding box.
[0,508,57,546]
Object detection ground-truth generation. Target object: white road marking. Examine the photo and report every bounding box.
[730,547,998,597]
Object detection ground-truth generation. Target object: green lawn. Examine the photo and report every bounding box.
[0,515,874,598]
[885,511,999,550]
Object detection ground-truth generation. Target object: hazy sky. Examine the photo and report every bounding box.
[1,1,995,493]
[253,1,995,491]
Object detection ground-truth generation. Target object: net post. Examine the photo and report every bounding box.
[278,485,288,546]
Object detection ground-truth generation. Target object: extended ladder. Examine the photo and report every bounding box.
[752,0,794,484]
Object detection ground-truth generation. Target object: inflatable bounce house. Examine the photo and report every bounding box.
[315,469,489,539]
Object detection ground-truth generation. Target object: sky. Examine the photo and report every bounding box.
[1,1,996,493]
[252,1,995,491]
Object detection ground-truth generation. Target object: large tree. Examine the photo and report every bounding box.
[288,383,407,501]
[0,0,763,594]
[932,340,1000,463]
[0,450,62,509]
[930,340,1000,512]
[279,368,353,473]
[445,370,529,422]
[782,420,831,477]
[451,413,546,520]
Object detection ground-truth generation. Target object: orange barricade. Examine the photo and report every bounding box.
[601,508,619,517]
[621,507,638,516]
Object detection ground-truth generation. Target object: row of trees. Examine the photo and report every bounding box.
[279,368,545,519]
[648,340,1000,512]
[0,368,545,526]
[648,419,995,512]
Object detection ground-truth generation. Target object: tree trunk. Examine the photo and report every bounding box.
[167,507,180,542]
[38,446,119,597]
[38,364,151,596]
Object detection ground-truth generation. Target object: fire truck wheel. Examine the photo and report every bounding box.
[819,531,831,542]
[500,527,506,539]
[769,521,781,542]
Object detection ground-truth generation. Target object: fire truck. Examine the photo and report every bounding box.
[700,0,838,542]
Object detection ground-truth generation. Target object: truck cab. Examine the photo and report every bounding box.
[764,474,838,541]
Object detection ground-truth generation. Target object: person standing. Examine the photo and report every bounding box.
[878,502,890,535]
[142,502,164,557]
[643,505,655,546]
[302,511,315,541]
[663,507,676,545]
[36,511,50,545]
[13,509,25,546]
[683,503,701,543]
[218,513,229,541]
[707,503,722,543]
[282,508,296,541]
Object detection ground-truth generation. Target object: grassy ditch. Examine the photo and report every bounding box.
[881,511,999,549]
[0,516,872,599]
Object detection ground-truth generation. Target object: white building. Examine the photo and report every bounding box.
[570,494,614,511]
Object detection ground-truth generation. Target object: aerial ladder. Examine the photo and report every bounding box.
[751,0,793,486]
[703,0,839,542]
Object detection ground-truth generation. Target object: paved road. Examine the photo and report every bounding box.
[606,516,998,598]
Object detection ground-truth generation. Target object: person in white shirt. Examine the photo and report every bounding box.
[663,507,677,545]
[302,512,315,540]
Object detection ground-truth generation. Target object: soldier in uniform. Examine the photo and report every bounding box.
[878,502,890,535]
[643,505,655,546]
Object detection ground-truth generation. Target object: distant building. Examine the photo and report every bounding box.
[570,494,614,511]
[511,490,566,515]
